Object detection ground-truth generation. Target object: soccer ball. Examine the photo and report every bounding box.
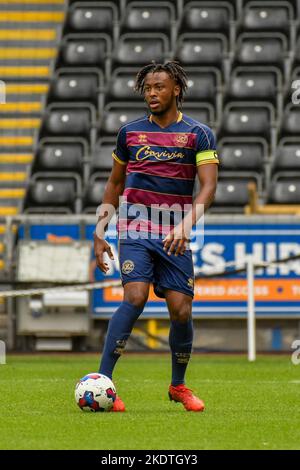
[75,373,117,412]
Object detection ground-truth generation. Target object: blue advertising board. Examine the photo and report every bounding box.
[19,217,300,318]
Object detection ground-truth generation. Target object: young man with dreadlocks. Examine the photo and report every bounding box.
[94,61,219,412]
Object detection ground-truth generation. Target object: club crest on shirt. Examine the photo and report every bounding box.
[138,134,148,144]
[174,134,189,147]
[122,259,135,274]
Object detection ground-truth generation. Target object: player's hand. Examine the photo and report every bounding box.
[162,224,190,257]
[93,233,114,273]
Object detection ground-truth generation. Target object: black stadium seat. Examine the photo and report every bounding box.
[272,138,300,174]
[42,103,96,140]
[176,33,228,74]
[268,174,300,204]
[50,69,103,107]
[294,35,300,67]
[67,2,118,38]
[99,103,147,135]
[241,0,298,17]
[218,137,267,171]
[122,1,175,39]
[83,176,107,213]
[211,175,261,213]
[60,34,111,77]
[226,67,281,107]
[180,1,233,39]
[107,68,139,102]
[221,102,275,142]
[33,138,88,174]
[92,138,116,172]
[241,2,293,37]
[68,0,122,9]
[25,175,81,214]
[114,33,169,66]
[235,33,288,71]
[184,67,221,106]
[280,104,300,137]
[181,103,215,128]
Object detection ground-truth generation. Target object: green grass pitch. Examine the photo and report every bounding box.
[0,353,299,450]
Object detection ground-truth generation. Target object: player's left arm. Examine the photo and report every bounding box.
[163,127,219,256]
[163,163,218,256]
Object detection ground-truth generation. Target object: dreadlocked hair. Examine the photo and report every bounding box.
[134,61,188,108]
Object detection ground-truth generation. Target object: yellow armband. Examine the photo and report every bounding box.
[196,150,219,166]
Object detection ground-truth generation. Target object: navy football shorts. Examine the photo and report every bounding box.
[118,237,194,298]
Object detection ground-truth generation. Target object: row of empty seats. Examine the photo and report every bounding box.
[23,0,300,214]
[55,30,300,80]
[25,170,300,214]
[66,1,300,33]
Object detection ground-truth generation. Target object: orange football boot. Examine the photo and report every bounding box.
[109,396,126,412]
[168,384,205,412]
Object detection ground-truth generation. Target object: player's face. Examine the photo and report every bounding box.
[143,72,180,115]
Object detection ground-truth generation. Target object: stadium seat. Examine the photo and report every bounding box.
[268,174,300,204]
[221,102,275,143]
[217,137,267,171]
[240,0,298,16]
[176,33,228,75]
[210,175,261,213]
[66,2,118,39]
[241,2,293,37]
[293,34,300,67]
[60,34,112,77]
[280,104,300,137]
[226,67,281,108]
[41,103,96,140]
[92,138,116,172]
[68,0,122,8]
[114,33,169,66]
[99,103,147,135]
[25,174,82,213]
[235,33,288,72]
[184,67,222,104]
[272,138,300,174]
[181,103,215,128]
[83,175,107,213]
[49,69,103,108]
[107,68,139,102]
[180,1,234,41]
[33,137,88,175]
[122,2,175,40]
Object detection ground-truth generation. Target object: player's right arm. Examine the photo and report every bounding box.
[94,126,129,273]
[94,159,127,273]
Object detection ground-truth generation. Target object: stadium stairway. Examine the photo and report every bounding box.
[0,0,66,277]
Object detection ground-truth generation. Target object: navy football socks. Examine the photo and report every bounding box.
[99,301,144,379]
[169,318,193,386]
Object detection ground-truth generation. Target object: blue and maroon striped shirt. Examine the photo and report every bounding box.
[112,112,219,235]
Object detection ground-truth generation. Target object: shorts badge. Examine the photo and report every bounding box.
[122,259,135,274]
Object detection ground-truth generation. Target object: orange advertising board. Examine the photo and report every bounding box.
[104,279,300,303]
